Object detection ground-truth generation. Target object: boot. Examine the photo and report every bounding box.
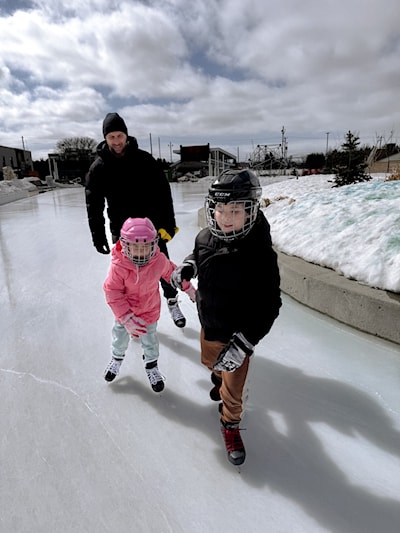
[220,419,246,466]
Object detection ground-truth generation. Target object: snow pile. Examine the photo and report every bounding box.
[261,174,400,293]
[0,178,38,205]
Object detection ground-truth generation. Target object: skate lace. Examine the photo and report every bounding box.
[145,366,165,386]
[168,298,184,321]
[222,426,245,453]
[106,359,122,375]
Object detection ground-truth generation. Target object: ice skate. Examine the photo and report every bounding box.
[167,297,186,328]
[145,360,165,392]
[220,420,246,466]
[104,357,123,382]
[210,372,222,401]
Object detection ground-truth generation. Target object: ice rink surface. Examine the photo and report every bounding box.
[1,183,399,533]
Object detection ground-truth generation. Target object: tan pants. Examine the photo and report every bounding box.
[200,329,249,425]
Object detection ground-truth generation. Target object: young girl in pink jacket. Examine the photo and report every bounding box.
[103,217,195,392]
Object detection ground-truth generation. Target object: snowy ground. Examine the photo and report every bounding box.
[1,183,399,533]
[258,173,400,293]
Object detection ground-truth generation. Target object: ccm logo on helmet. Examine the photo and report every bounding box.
[215,192,231,197]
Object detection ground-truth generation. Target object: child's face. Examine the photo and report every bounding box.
[126,242,153,261]
[215,202,248,234]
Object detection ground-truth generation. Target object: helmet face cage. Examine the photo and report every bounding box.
[205,198,259,241]
[205,169,261,241]
[120,218,158,266]
[120,237,158,265]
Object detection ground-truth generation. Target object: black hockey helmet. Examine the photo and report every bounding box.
[207,169,262,203]
[205,169,262,241]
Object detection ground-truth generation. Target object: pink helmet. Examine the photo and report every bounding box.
[120,217,158,265]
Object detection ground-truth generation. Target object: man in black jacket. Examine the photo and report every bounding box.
[85,112,186,327]
[171,169,282,465]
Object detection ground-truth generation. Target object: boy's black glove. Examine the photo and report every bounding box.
[93,234,110,254]
[213,332,254,372]
[170,260,197,290]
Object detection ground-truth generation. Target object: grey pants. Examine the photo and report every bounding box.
[111,320,159,363]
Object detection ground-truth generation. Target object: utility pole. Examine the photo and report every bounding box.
[168,142,173,162]
[281,126,286,160]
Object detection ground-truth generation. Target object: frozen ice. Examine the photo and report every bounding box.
[1,183,399,533]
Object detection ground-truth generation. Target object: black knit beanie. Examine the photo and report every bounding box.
[102,112,128,137]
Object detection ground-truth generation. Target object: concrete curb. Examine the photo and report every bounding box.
[197,207,400,346]
[277,251,400,345]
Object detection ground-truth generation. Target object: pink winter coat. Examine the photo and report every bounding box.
[103,240,191,324]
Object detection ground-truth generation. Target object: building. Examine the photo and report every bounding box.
[0,144,33,180]
[171,144,237,179]
[368,152,400,174]
[47,151,95,183]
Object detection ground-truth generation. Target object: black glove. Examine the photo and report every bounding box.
[213,332,254,372]
[170,260,197,290]
[93,235,110,254]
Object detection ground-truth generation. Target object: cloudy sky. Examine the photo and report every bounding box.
[1,0,399,162]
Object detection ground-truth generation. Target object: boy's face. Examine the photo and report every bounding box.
[105,131,127,155]
[214,201,248,234]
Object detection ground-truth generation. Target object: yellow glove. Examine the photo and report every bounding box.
[158,227,179,242]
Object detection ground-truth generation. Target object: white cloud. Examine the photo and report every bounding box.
[0,0,399,160]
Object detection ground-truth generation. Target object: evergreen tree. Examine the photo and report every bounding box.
[333,131,371,187]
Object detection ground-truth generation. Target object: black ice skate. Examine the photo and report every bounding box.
[210,372,222,401]
[167,297,186,328]
[145,360,165,392]
[104,357,123,382]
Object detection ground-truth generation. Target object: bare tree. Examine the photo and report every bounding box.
[56,137,96,156]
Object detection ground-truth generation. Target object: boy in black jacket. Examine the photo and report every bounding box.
[171,169,281,466]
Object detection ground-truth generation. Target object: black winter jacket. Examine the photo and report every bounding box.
[186,211,281,346]
[85,137,176,244]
